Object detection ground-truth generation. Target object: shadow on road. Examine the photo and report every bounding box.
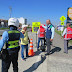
[50,46,61,54]
[68,46,72,50]
[26,51,42,60]
[34,51,42,56]
[23,56,46,72]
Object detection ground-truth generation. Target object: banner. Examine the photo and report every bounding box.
[67,7,72,24]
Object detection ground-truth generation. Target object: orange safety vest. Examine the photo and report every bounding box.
[64,27,72,40]
[38,26,45,38]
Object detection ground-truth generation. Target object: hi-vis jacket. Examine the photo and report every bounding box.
[0,27,24,51]
[63,27,72,40]
[38,26,45,38]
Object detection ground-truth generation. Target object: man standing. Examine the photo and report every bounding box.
[62,23,72,54]
[41,19,55,55]
[0,18,24,72]
[20,25,30,60]
[37,25,45,51]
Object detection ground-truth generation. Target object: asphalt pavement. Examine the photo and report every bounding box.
[0,31,72,72]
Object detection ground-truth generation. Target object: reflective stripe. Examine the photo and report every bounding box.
[29,48,33,49]
[8,40,19,44]
[30,41,33,42]
[8,45,19,48]
[30,44,33,46]
[8,30,20,33]
[8,40,19,48]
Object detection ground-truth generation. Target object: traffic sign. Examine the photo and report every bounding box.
[60,16,66,21]
[61,22,64,25]
[32,22,40,33]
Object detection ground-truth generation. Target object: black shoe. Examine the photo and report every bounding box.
[45,53,50,55]
[26,55,30,57]
[22,58,26,61]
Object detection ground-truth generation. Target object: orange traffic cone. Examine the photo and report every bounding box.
[28,39,35,56]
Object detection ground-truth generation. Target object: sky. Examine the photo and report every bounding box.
[0,0,72,25]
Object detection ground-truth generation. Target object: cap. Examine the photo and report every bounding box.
[22,25,28,28]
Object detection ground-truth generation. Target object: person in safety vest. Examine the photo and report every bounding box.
[62,22,72,54]
[41,20,55,55]
[0,18,24,72]
[37,24,45,51]
[20,25,30,60]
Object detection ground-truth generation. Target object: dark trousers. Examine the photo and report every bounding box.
[64,40,69,53]
[46,38,51,54]
[37,37,45,49]
[2,52,18,72]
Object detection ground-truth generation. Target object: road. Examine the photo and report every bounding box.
[35,32,72,72]
[0,29,9,36]
[0,31,72,72]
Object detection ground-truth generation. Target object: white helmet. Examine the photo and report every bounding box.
[8,18,19,27]
[22,25,28,29]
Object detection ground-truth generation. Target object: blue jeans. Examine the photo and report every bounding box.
[37,38,43,49]
[21,44,28,59]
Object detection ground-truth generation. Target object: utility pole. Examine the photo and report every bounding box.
[9,6,12,18]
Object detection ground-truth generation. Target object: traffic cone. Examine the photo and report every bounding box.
[28,39,35,56]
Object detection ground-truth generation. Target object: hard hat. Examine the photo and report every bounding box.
[8,18,19,27]
[22,25,28,28]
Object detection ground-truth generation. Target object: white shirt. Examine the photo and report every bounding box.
[62,28,67,36]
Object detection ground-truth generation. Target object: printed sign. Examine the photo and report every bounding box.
[32,22,40,33]
[60,16,66,21]
[61,22,64,25]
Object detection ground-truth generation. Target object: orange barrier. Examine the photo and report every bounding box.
[28,39,35,56]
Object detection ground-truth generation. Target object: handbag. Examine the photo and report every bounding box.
[0,49,9,61]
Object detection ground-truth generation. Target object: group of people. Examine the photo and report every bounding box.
[0,18,55,72]
[37,20,72,55]
[0,17,71,72]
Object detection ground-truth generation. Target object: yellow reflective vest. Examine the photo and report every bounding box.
[20,30,28,45]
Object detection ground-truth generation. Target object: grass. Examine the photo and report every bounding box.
[0,28,9,30]
[55,29,63,36]
[55,29,72,44]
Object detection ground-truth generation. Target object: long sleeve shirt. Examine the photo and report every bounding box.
[42,24,55,39]
[0,27,24,51]
[37,29,40,35]
[62,28,67,36]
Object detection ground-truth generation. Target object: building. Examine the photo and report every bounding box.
[17,17,27,25]
[0,19,8,28]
